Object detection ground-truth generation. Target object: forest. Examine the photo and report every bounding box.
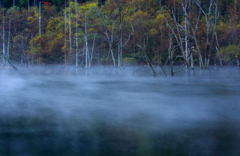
[0,0,240,73]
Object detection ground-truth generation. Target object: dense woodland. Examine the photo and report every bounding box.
[0,0,240,73]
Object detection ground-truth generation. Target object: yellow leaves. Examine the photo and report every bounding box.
[47,18,53,30]
[155,14,165,23]
[149,28,158,35]
[31,36,41,44]
[79,2,97,12]
[34,9,39,17]
[220,44,240,62]
[135,10,148,19]
[28,16,34,21]
[27,16,37,24]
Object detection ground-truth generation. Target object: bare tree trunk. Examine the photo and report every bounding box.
[236,59,240,70]
[207,3,219,68]
[96,7,117,67]
[69,0,72,65]
[7,16,11,59]
[137,37,156,77]
[31,33,34,65]
[39,1,41,40]
[196,0,214,68]
[4,55,17,70]
[168,34,174,76]
[39,1,41,64]
[180,1,204,68]
[110,18,116,67]
[113,0,135,69]
[118,10,122,69]
[89,33,96,68]
[75,0,78,68]
[85,14,88,69]
[21,31,28,67]
[215,32,223,66]
[64,0,67,66]
[13,0,15,6]
[185,0,188,69]
[2,9,5,64]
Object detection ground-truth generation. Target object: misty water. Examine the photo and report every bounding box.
[0,66,240,156]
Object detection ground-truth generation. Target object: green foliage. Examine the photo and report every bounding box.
[220,44,240,64]
[122,57,137,66]
[0,0,240,66]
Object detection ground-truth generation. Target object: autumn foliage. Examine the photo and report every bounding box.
[0,0,240,67]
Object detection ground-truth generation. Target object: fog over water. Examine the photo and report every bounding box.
[0,66,240,155]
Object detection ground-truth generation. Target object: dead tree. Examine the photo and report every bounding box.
[167,33,186,76]
[84,14,89,69]
[88,33,96,68]
[137,36,157,77]
[113,0,135,69]
[180,0,204,68]
[95,5,117,67]
[196,0,219,68]
[75,0,79,68]
[215,32,223,66]
[69,0,72,65]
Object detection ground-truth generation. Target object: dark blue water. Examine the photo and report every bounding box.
[0,66,240,155]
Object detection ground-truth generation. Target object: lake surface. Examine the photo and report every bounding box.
[0,66,240,155]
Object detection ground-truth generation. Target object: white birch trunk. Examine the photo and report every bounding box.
[118,11,122,68]
[39,1,41,63]
[31,33,34,65]
[185,0,188,68]
[75,0,78,68]
[85,14,88,69]
[7,17,11,59]
[64,0,67,65]
[2,9,5,64]
[96,7,116,67]
[89,33,96,68]
[69,0,72,65]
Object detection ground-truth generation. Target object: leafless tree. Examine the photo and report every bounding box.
[95,4,117,67]
[196,0,219,68]
[75,0,79,68]
[113,0,134,69]
[69,0,72,65]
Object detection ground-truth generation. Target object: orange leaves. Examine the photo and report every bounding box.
[43,2,50,8]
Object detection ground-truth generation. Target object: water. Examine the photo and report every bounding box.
[0,66,240,155]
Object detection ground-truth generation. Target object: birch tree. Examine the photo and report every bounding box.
[88,33,96,68]
[39,0,41,63]
[179,0,204,68]
[31,33,34,65]
[113,0,135,69]
[2,8,5,64]
[95,5,117,67]
[84,14,88,69]
[64,0,67,65]
[196,0,219,68]
[69,0,72,65]
[7,13,10,59]
[75,0,79,68]
[137,36,157,76]
[215,32,223,66]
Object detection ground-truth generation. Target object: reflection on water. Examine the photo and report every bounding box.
[0,66,240,155]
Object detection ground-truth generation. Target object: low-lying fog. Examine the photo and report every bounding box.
[0,66,240,155]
